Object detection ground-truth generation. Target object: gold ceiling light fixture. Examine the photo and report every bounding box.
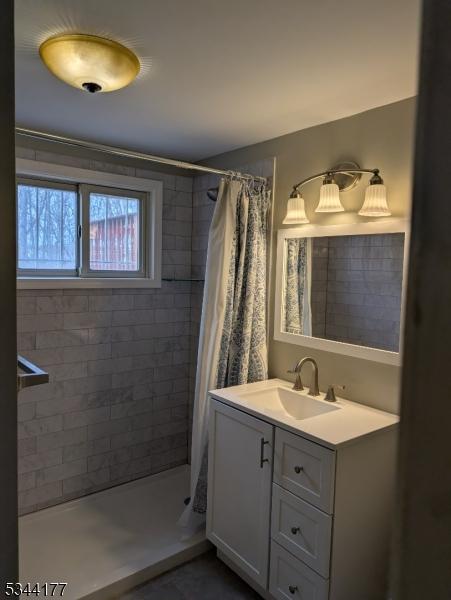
[39,34,140,93]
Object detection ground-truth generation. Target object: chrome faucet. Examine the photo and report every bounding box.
[287,357,320,396]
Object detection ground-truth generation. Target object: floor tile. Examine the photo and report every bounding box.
[119,551,261,599]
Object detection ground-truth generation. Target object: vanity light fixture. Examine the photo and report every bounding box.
[283,191,310,224]
[316,174,344,212]
[285,161,391,223]
[39,34,140,93]
[358,171,391,217]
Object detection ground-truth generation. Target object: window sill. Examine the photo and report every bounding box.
[17,277,162,290]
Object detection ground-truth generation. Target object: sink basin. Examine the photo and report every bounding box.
[238,386,340,420]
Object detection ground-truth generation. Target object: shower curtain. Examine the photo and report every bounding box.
[284,238,312,335]
[180,177,271,534]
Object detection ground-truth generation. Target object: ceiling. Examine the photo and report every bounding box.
[15,0,421,161]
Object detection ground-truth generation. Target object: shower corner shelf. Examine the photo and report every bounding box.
[162,277,205,282]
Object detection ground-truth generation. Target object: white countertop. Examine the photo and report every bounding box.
[209,378,399,449]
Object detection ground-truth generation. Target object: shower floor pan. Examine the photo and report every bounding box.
[19,465,209,599]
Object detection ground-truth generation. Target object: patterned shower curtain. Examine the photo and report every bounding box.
[284,238,312,336]
[179,177,271,534]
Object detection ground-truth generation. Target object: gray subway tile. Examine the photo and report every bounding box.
[46,362,88,382]
[36,329,89,349]
[63,343,111,364]
[87,447,132,472]
[18,415,63,439]
[36,395,84,418]
[110,427,153,450]
[112,309,155,326]
[64,311,112,330]
[36,458,87,486]
[89,386,133,406]
[18,437,37,458]
[62,468,110,496]
[17,333,36,351]
[63,374,112,396]
[88,417,133,440]
[110,398,153,420]
[87,357,133,376]
[18,314,64,332]
[19,481,63,508]
[37,427,87,453]
[111,340,155,358]
[110,456,152,481]
[18,402,36,423]
[18,297,37,315]
[19,472,36,492]
[89,295,134,312]
[19,448,63,475]
[63,437,110,462]
[63,407,110,430]
[37,296,88,314]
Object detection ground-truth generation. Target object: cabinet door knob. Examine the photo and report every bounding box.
[288,585,298,594]
[294,465,303,474]
[291,526,300,535]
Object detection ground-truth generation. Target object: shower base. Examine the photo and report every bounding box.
[19,465,209,599]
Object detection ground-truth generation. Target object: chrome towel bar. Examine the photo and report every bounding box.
[17,355,49,392]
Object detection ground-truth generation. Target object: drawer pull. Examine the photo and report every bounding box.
[288,585,298,594]
[291,526,301,535]
[294,465,303,474]
[260,438,270,468]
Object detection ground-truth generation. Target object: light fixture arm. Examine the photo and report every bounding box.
[291,168,381,196]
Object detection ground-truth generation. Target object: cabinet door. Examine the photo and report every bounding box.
[207,399,274,588]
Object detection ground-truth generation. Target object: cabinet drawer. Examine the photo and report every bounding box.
[271,484,332,577]
[274,428,335,513]
[269,541,329,600]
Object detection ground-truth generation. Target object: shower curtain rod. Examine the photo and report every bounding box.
[15,127,267,183]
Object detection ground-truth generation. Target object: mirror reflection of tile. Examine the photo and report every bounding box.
[294,233,404,352]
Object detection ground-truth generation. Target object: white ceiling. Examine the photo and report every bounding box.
[15,0,421,161]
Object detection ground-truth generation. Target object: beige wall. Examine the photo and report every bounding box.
[203,98,416,414]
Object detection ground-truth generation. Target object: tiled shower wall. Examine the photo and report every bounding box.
[16,144,195,514]
[16,145,274,514]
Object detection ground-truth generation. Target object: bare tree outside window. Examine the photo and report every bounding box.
[17,183,77,270]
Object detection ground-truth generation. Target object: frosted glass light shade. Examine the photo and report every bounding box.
[316,183,344,212]
[39,34,140,93]
[283,194,309,224]
[359,184,391,217]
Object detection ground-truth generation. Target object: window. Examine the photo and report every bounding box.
[17,179,78,275]
[16,163,162,288]
[80,185,145,277]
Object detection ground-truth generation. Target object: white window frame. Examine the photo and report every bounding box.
[80,183,147,279]
[17,177,80,278]
[16,159,162,289]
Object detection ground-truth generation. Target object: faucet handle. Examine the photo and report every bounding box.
[287,369,304,391]
[325,384,345,402]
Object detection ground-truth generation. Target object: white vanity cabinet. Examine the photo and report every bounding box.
[206,399,274,588]
[207,395,398,600]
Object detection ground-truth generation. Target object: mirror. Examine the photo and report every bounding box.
[275,222,409,365]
